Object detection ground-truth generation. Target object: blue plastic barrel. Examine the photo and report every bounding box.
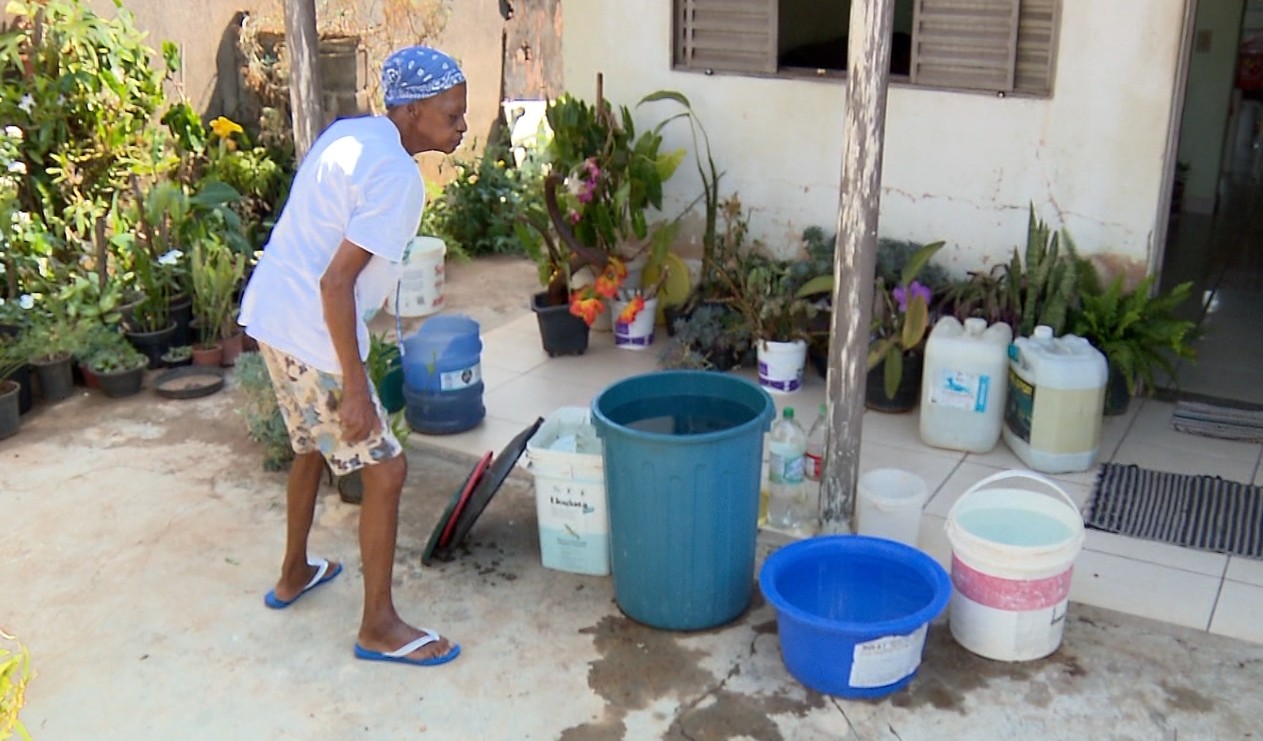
[401,314,484,434]
[591,371,775,630]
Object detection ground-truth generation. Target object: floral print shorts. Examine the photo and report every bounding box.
[258,343,402,475]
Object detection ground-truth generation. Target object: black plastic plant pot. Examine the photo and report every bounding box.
[865,351,923,414]
[531,292,589,357]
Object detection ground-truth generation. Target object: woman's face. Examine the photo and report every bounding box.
[400,83,468,156]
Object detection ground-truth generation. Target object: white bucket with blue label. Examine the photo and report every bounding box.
[757,339,807,395]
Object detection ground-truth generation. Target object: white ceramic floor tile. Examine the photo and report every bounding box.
[484,375,604,426]
[857,410,924,451]
[406,415,527,461]
[1227,556,1263,586]
[1082,531,1229,577]
[1069,549,1220,631]
[1209,580,1263,644]
[965,437,1105,488]
[1124,399,1263,460]
[1111,439,1259,483]
[922,461,1008,517]
[480,363,520,394]
[1098,405,1142,460]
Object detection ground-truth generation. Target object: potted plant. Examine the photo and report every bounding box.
[940,207,1077,337]
[799,239,947,410]
[85,332,148,399]
[864,241,945,412]
[190,235,246,367]
[0,294,35,413]
[25,309,79,401]
[519,84,685,351]
[659,301,752,371]
[0,330,31,439]
[1070,266,1196,415]
[722,247,818,394]
[160,344,194,368]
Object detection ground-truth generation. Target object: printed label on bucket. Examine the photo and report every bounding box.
[930,370,990,412]
[848,624,927,689]
[439,363,481,391]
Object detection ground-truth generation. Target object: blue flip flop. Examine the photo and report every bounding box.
[354,629,461,667]
[264,558,343,609]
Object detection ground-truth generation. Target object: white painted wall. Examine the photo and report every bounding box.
[563,0,1189,274]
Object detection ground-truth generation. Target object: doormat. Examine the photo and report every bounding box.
[1171,401,1263,443]
[1087,463,1263,559]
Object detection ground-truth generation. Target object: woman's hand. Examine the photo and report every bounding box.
[339,388,381,443]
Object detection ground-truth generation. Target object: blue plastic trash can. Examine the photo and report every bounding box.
[592,371,775,630]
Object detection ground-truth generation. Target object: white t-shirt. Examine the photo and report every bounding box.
[239,116,424,374]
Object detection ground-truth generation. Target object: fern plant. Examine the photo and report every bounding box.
[1071,267,1196,396]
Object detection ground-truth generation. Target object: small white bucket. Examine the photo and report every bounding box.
[757,339,808,395]
[612,297,657,350]
[857,469,929,546]
[524,407,610,576]
[944,469,1085,662]
[385,236,446,318]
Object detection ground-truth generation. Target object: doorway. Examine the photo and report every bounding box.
[1160,0,1263,409]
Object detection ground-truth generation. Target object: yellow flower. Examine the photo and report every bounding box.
[210,116,244,139]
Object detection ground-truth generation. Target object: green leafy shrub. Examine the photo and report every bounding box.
[425,132,545,258]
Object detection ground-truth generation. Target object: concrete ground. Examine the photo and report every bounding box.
[4,255,1263,740]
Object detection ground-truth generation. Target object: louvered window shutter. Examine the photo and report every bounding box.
[911,0,1020,92]
[674,0,777,75]
[1015,0,1059,95]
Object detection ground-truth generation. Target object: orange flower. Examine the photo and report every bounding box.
[593,259,626,299]
[617,295,645,324]
[569,293,604,326]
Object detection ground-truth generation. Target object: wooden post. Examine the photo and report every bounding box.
[819,0,896,533]
[285,0,323,160]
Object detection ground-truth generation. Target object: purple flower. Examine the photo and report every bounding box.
[892,280,932,313]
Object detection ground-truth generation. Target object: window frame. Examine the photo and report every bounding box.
[671,0,1060,97]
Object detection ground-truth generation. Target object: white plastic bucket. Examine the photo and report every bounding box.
[944,470,1085,662]
[612,297,657,350]
[524,407,610,576]
[856,469,929,546]
[758,339,808,395]
[385,236,446,318]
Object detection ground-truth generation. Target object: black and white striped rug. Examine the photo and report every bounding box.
[1087,463,1263,559]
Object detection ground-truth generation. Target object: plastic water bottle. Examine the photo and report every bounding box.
[805,403,827,482]
[767,407,807,530]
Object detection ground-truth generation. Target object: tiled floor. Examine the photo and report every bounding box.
[412,314,1263,646]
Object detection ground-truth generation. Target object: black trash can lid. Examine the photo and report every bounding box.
[422,417,543,564]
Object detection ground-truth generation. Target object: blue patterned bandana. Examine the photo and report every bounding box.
[381,46,466,109]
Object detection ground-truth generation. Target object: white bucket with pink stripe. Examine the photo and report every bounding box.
[945,470,1085,662]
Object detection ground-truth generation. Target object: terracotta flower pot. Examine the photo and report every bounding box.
[192,344,224,368]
